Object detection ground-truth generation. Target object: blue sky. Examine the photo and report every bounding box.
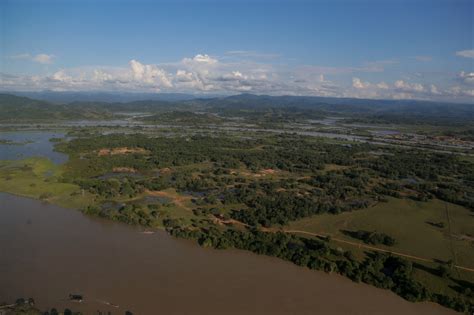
[1,0,473,102]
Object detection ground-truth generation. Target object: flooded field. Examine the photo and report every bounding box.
[0,131,67,164]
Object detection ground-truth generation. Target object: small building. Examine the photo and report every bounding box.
[69,294,83,302]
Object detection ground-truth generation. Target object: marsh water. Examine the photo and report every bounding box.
[0,131,67,164]
[0,193,456,315]
[0,129,457,314]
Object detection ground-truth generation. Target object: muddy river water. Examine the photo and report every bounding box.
[0,193,456,315]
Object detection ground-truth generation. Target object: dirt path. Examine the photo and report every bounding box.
[0,304,16,309]
[213,217,249,227]
[145,189,191,210]
[210,216,474,272]
[284,229,474,273]
[444,202,461,277]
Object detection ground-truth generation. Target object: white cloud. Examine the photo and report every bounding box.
[183,54,218,66]
[345,77,472,101]
[458,71,474,85]
[352,78,389,91]
[352,77,371,89]
[93,69,114,82]
[9,53,55,64]
[430,84,441,95]
[455,49,474,59]
[446,85,474,97]
[232,71,244,78]
[391,92,415,100]
[129,59,172,88]
[10,53,31,60]
[464,89,474,96]
[218,71,248,81]
[376,82,389,89]
[175,70,194,82]
[51,70,72,82]
[394,80,424,92]
[2,52,474,102]
[33,54,54,64]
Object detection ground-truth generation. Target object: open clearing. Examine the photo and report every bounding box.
[288,197,474,268]
[145,188,193,210]
[288,197,474,297]
[97,147,149,156]
[0,157,93,209]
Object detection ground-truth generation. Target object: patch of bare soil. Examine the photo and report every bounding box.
[98,147,149,156]
[145,189,191,209]
[112,167,137,173]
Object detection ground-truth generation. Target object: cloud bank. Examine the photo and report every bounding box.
[2,53,473,102]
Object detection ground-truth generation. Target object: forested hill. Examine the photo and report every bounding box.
[194,94,474,125]
[1,92,473,125]
[0,94,113,122]
[12,91,202,103]
[66,99,190,113]
[0,93,194,122]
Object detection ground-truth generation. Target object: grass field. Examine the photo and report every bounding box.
[0,157,94,209]
[288,197,474,296]
[289,197,474,266]
[144,188,197,223]
[0,156,211,230]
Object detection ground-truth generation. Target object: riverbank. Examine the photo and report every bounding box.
[0,193,458,315]
[1,128,473,313]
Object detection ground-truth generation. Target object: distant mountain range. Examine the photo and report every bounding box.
[0,93,114,122]
[7,91,215,103]
[5,90,474,106]
[1,92,473,125]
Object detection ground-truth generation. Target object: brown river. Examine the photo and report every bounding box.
[0,193,457,315]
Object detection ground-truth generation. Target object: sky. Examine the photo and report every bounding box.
[1,0,473,102]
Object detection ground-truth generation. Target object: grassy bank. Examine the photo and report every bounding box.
[289,197,474,297]
[0,157,93,209]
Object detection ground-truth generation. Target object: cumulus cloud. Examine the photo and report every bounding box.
[183,54,218,66]
[352,78,389,92]
[447,85,474,98]
[464,89,474,96]
[430,84,441,95]
[455,49,474,59]
[376,82,389,89]
[175,70,194,82]
[2,53,399,97]
[352,77,371,89]
[346,76,473,102]
[2,53,473,102]
[394,80,424,92]
[93,69,114,83]
[457,71,474,85]
[217,71,248,81]
[129,59,172,88]
[51,70,72,82]
[33,54,54,64]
